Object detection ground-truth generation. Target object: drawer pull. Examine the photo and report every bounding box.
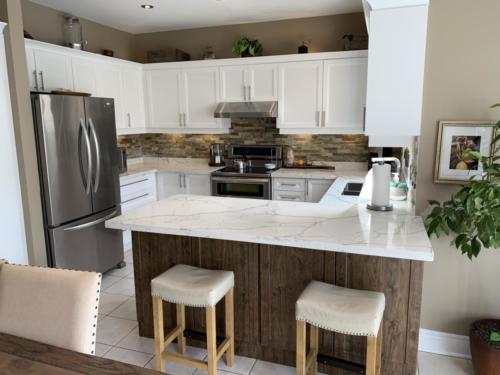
[280,183,299,187]
[121,178,150,188]
[122,193,150,204]
[279,196,300,201]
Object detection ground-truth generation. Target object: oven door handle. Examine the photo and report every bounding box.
[211,177,270,184]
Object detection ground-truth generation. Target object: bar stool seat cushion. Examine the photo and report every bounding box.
[151,264,234,307]
[296,281,385,337]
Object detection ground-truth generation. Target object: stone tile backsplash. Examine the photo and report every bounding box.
[117,119,369,162]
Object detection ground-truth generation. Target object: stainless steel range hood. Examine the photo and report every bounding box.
[214,101,278,118]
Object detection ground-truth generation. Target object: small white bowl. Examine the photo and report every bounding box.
[264,163,276,170]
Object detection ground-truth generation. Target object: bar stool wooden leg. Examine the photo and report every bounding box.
[206,306,217,375]
[225,288,235,366]
[366,333,379,375]
[296,320,306,375]
[376,322,383,375]
[309,324,319,375]
[152,296,165,372]
[176,304,186,354]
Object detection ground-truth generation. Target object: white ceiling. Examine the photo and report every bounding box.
[30,0,363,34]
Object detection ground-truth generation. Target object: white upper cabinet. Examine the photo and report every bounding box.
[26,47,36,90]
[121,66,146,132]
[27,47,73,91]
[278,57,367,134]
[72,57,97,95]
[95,62,124,129]
[220,65,247,102]
[146,69,182,130]
[220,63,278,102]
[181,67,220,129]
[277,60,323,130]
[322,58,367,134]
[364,1,429,146]
[24,39,374,136]
[248,64,278,101]
[146,66,226,133]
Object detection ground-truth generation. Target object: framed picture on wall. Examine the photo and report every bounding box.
[434,121,497,184]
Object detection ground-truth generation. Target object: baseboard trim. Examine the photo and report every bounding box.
[419,329,471,359]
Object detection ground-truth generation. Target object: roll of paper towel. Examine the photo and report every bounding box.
[371,163,391,207]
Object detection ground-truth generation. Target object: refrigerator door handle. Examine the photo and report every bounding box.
[88,118,101,193]
[79,118,93,195]
[63,209,118,232]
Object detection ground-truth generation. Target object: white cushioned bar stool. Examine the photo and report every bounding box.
[151,264,235,374]
[295,281,385,375]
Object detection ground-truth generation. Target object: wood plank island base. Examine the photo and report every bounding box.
[131,231,423,375]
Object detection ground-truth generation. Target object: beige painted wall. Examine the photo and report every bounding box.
[1,0,136,61]
[134,13,367,62]
[417,0,500,335]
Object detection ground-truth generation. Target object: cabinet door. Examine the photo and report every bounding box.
[146,69,182,129]
[156,172,182,200]
[184,174,211,196]
[248,63,278,101]
[306,179,334,203]
[95,63,124,129]
[220,65,247,102]
[277,61,323,129]
[72,57,97,95]
[33,49,73,91]
[323,58,367,134]
[181,67,220,129]
[121,66,146,130]
[26,47,37,90]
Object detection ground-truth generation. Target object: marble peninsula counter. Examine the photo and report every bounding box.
[106,175,433,375]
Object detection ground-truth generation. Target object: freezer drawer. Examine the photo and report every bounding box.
[48,207,123,273]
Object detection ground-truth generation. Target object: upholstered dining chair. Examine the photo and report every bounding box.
[0,262,102,355]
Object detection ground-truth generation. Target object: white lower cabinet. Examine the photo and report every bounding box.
[306,179,333,203]
[157,172,211,200]
[185,174,211,196]
[273,177,334,203]
[120,172,157,251]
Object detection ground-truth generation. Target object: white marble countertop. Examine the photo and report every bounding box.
[107,183,433,261]
[120,157,222,177]
[272,168,337,180]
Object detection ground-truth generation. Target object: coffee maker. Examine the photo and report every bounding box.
[209,143,225,166]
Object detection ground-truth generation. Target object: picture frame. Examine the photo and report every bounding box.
[434,121,497,184]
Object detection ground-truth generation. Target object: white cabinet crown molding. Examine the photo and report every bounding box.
[25,38,142,69]
[143,50,368,71]
[364,0,429,10]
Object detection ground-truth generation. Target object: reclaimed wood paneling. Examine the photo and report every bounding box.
[132,232,422,375]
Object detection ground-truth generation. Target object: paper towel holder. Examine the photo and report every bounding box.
[367,157,401,212]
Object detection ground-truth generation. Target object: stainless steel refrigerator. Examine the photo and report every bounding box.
[32,94,124,273]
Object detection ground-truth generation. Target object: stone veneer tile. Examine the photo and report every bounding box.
[117,119,369,162]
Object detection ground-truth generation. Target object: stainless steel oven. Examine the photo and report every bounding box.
[210,145,282,200]
[211,176,271,200]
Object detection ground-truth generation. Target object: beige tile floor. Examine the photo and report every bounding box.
[97,251,473,375]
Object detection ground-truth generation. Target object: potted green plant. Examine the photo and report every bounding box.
[426,104,500,375]
[232,37,263,57]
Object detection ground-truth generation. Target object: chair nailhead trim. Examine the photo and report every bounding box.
[151,292,218,308]
[295,317,379,337]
